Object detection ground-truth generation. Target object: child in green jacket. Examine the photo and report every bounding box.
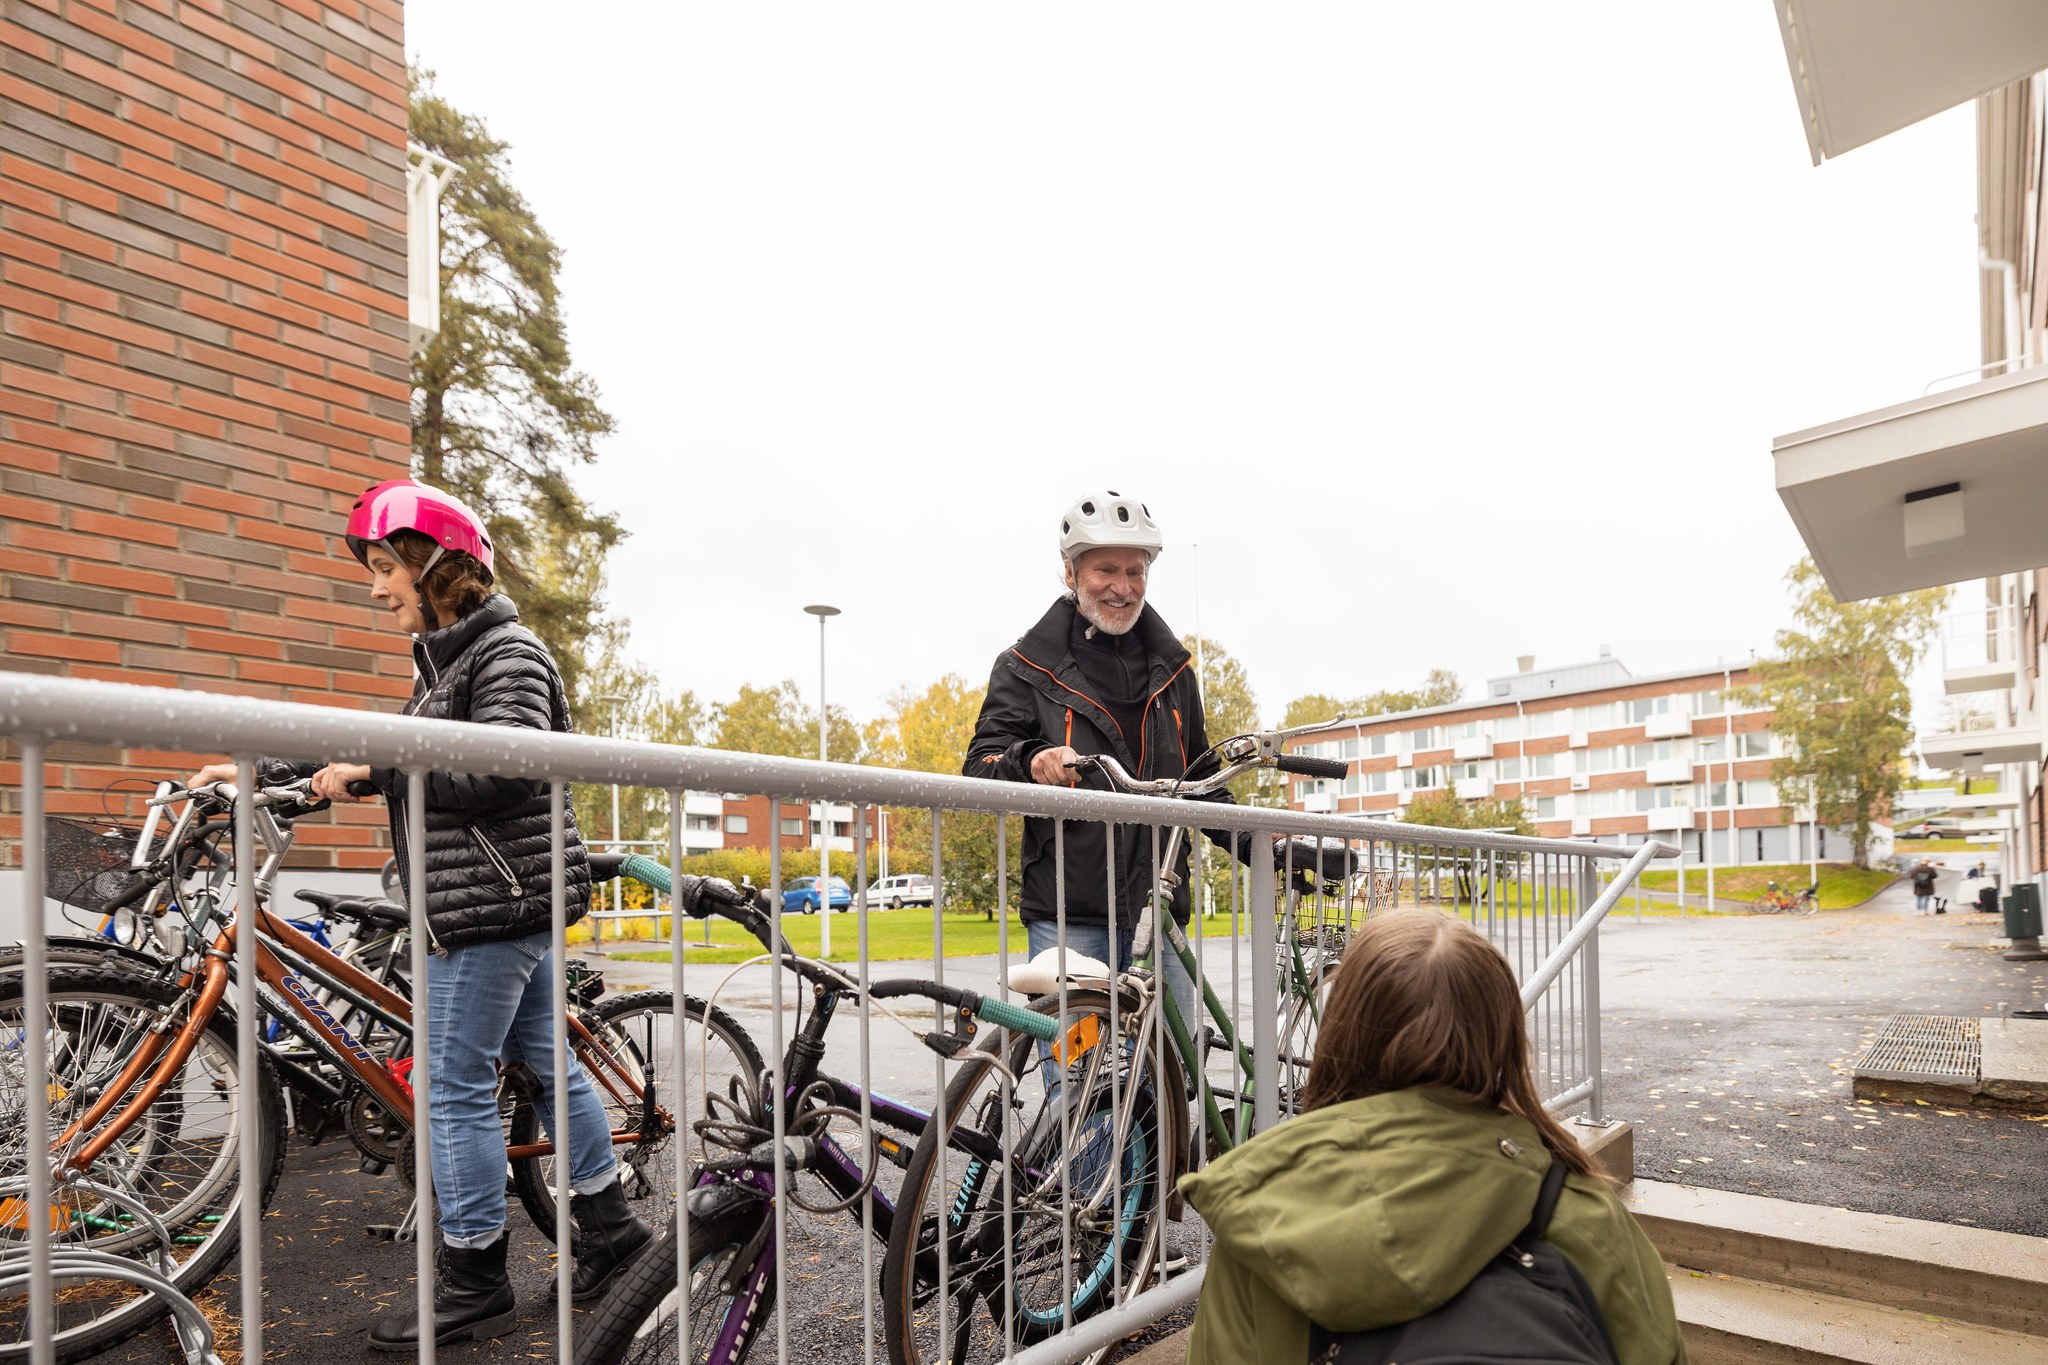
[1180,911,1686,1364]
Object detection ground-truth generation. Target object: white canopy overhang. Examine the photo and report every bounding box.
[1773,366,2048,600]
[1776,0,2048,164]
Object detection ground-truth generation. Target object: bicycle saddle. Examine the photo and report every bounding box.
[294,887,411,931]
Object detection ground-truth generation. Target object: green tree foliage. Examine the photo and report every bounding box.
[867,676,1018,917]
[1399,788,1533,901]
[410,72,619,703]
[1181,634,1271,806]
[1281,669,1463,728]
[1733,558,1947,868]
[711,681,862,762]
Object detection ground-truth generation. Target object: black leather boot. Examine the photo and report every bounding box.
[565,1179,654,1301]
[367,1233,517,1351]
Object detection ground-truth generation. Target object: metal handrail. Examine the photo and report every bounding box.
[0,674,1667,863]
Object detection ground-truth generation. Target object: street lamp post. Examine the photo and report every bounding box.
[805,605,840,959]
[591,694,627,955]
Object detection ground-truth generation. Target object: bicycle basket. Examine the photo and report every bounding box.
[43,816,155,915]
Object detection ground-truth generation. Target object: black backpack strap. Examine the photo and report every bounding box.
[1519,1158,1569,1242]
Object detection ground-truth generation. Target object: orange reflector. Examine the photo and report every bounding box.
[0,1198,71,1233]
[1053,1012,1102,1067]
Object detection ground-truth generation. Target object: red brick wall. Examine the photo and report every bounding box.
[1,0,410,869]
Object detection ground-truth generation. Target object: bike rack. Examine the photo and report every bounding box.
[0,1174,224,1365]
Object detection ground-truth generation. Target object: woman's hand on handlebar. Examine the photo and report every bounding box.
[187,761,239,789]
[310,763,375,803]
[1032,745,1085,787]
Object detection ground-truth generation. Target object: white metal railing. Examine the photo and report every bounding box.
[0,674,1668,1365]
[1940,604,2021,677]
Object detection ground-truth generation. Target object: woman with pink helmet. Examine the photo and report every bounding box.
[192,478,651,1348]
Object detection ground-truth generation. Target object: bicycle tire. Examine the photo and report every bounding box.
[508,991,764,1244]
[881,988,1170,1365]
[1749,895,1779,916]
[1277,959,1339,1120]
[573,1190,770,1365]
[0,964,287,1362]
[1792,895,1819,916]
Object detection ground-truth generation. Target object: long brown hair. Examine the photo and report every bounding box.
[385,528,493,622]
[1299,909,1605,1181]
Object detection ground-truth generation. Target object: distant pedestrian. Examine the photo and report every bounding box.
[1911,858,1937,913]
[1966,863,1980,881]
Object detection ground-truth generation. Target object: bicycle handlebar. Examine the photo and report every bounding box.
[867,978,1059,1042]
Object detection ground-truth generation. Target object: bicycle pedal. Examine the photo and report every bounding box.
[358,1156,390,1176]
[1201,1025,1229,1052]
[869,1134,914,1171]
[365,1223,401,1242]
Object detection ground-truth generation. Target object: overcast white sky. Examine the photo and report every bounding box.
[404,4,1979,729]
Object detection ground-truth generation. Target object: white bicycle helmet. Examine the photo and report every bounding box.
[1058,490,1163,562]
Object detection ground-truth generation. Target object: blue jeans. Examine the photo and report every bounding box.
[425,931,616,1246]
[1025,917,1199,1033]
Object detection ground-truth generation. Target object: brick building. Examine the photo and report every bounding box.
[1,0,415,873]
[1286,654,1862,865]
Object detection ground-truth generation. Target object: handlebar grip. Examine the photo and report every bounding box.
[868,978,968,1008]
[973,995,1060,1042]
[619,853,672,894]
[1276,755,1349,779]
[345,779,379,798]
[588,853,629,883]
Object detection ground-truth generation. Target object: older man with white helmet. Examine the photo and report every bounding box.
[966,492,1245,1023]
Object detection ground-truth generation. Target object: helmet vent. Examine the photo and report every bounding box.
[1081,501,1096,516]
[1115,506,1130,523]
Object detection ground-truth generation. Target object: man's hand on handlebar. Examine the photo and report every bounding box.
[677,874,753,919]
[1032,745,1085,787]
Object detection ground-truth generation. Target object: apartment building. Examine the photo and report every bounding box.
[1769,18,2048,893]
[657,793,877,859]
[1286,654,1848,864]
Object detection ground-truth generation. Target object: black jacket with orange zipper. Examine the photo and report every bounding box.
[965,596,1244,927]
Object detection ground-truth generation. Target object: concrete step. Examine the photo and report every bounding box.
[1670,1268,2048,1365]
[1629,1179,2048,1337]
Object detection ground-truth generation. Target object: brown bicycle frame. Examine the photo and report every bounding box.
[61,896,664,1172]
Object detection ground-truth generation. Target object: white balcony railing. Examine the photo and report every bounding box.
[1645,805,1693,832]
[1643,712,1692,741]
[1453,735,1493,761]
[1644,758,1692,785]
[1454,776,1492,801]
[1941,604,2021,697]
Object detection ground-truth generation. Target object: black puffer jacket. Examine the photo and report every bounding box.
[366,594,591,952]
[965,597,1241,927]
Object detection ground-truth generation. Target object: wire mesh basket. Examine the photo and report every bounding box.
[44,816,155,915]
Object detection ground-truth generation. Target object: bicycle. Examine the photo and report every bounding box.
[0,777,759,1362]
[1750,880,1818,916]
[572,856,1064,1365]
[876,719,1355,1365]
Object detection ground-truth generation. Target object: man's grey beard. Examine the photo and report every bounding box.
[1076,590,1140,636]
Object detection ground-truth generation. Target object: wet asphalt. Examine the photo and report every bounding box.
[93,865,2048,1363]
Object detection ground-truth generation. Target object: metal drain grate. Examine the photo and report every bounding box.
[1852,1015,1981,1085]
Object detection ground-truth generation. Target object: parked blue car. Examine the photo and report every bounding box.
[782,875,853,915]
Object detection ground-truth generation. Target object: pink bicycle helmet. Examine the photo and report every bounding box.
[345,479,494,630]
[345,479,495,576]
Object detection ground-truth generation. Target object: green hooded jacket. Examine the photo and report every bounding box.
[1178,1088,1686,1365]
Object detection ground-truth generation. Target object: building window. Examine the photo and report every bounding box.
[1534,795,1560,819]
[1626,741,1674,767]
[1527,752,1556,778]
[1402,767,1441,790]
[725,814,750,835]
[1738,731,1771,758]
[1629,696,1672,722]
[1365,733,1389,756]
[1497,757,1522,781]
[864,822,875,837]
[1693,688,1724,715]
[780,818,803,836]
[685,813,719,832]
[1522,710,1561,737]
[1408,726,1446,752]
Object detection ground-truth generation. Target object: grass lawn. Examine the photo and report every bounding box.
[1634,862,1894,909]
[602,906,1044,964]
[1895,837,1993,853]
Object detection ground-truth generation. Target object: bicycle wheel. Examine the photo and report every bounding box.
[1750,894,1779,916]
[509,990,763,1243]
[573,1184,771,1365]
[0,964,286,1362]
[1792,894,1819,916]
[881,989,1172,1365]
[1277,959,1339,1119]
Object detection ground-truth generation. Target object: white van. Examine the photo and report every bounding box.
[863,874,935,910]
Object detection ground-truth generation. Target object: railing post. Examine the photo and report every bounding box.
[1249,830,1279,1134]
[1577,857,1605,1124]
[20,738,53,1365]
